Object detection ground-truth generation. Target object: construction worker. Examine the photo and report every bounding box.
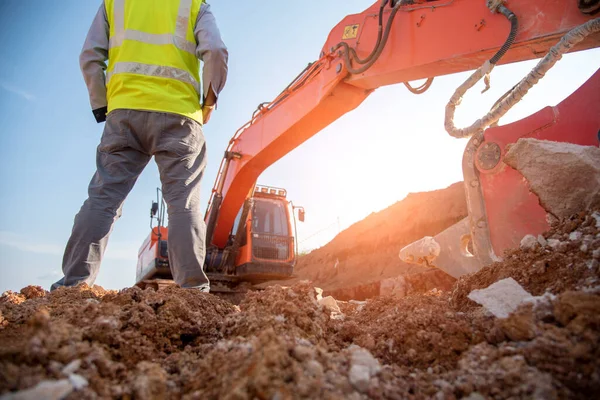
[51,0,228,292]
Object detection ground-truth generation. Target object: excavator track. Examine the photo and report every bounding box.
[136,274,263,304]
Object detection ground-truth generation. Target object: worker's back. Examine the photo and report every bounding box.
[104,0,204,123]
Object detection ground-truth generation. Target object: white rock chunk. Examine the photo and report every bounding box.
[468,278,533,318]
[569,231,583,241]
[520,234,538,250]
[0,379,73,400]
[547,239,561,249]
[318,296,344,320]
[68,374,88,390]
[593,211,600,229]
[537,235,547,247]
[348,345,381,393]
[61,359,81,376]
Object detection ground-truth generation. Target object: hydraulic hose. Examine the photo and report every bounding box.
[404,77,434,94]
[489,5,518,65]
[339,1,403,75]
[445,17,600,138]
[335,0,389,65]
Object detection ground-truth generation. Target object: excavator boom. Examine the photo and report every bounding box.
[207,0,599,249]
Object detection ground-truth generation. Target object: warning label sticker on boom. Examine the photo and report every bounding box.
[342,24,360,40]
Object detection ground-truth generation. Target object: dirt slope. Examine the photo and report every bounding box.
[2,211,598,399]
[289,182,467,297]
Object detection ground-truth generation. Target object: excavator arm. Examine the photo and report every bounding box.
[207,0,599,249]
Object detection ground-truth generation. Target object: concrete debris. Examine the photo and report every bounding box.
[537,235,548,247]
[0,380,73,400]
[593,211,600,229]
[67,374,88,390]
[468,278,533,318]
[547,239,561,249]
[520,234,538,250]
[504,139,600,219]
[318,296,344,320]
[569,231,583,241]
[61,359,81,376]
[348,345,381,393]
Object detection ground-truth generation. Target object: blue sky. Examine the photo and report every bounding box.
[0,1,598,293]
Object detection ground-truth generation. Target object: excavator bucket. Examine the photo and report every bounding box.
[401,68,600,278]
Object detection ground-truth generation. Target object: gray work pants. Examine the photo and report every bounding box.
[52,109,209,290]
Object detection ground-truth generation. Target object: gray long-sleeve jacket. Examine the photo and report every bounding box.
[80,2,228,113]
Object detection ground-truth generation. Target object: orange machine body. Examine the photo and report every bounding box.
[136,226,169,282]
[207,0,599,250]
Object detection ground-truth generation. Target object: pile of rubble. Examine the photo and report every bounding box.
[1,211,599,399]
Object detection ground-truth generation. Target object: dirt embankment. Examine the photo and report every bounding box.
[1,211,598,399]
[290,182,467,298]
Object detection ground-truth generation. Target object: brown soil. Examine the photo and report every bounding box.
[283,182,467,297]
[1,211,598,399]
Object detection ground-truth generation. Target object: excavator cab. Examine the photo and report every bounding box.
[221,185,301,282]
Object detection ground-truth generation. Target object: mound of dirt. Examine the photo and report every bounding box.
[1,211,598,399]
[289,182,467,296]
[451,211,600,311]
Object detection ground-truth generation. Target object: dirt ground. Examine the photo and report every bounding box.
[1,210,598,399]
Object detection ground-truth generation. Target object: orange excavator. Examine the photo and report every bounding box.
[137,0,599,292]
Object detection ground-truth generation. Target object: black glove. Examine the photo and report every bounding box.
[92,106,107,123]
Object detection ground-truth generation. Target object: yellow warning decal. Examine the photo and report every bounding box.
[342,24,360,40]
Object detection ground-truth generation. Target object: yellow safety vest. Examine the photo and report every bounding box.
[105,0,204,123]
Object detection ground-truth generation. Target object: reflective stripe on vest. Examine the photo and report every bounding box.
[109,0,196,55]
[106,63,200,93]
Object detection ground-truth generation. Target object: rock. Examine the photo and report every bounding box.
[0,379,73,400]
[537,235,548,247]
[468,278,533,318]
[593,249,600,260]
[569,231,583,241]
[348,345,381,393]
[547,239,561,249]
[68,374,88,390]
[504,139,600,219]
[520,234,538,250]
[593,211,600,229]
[304,360,324,377]
[318,296,343,320]
[61,359,81,376]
